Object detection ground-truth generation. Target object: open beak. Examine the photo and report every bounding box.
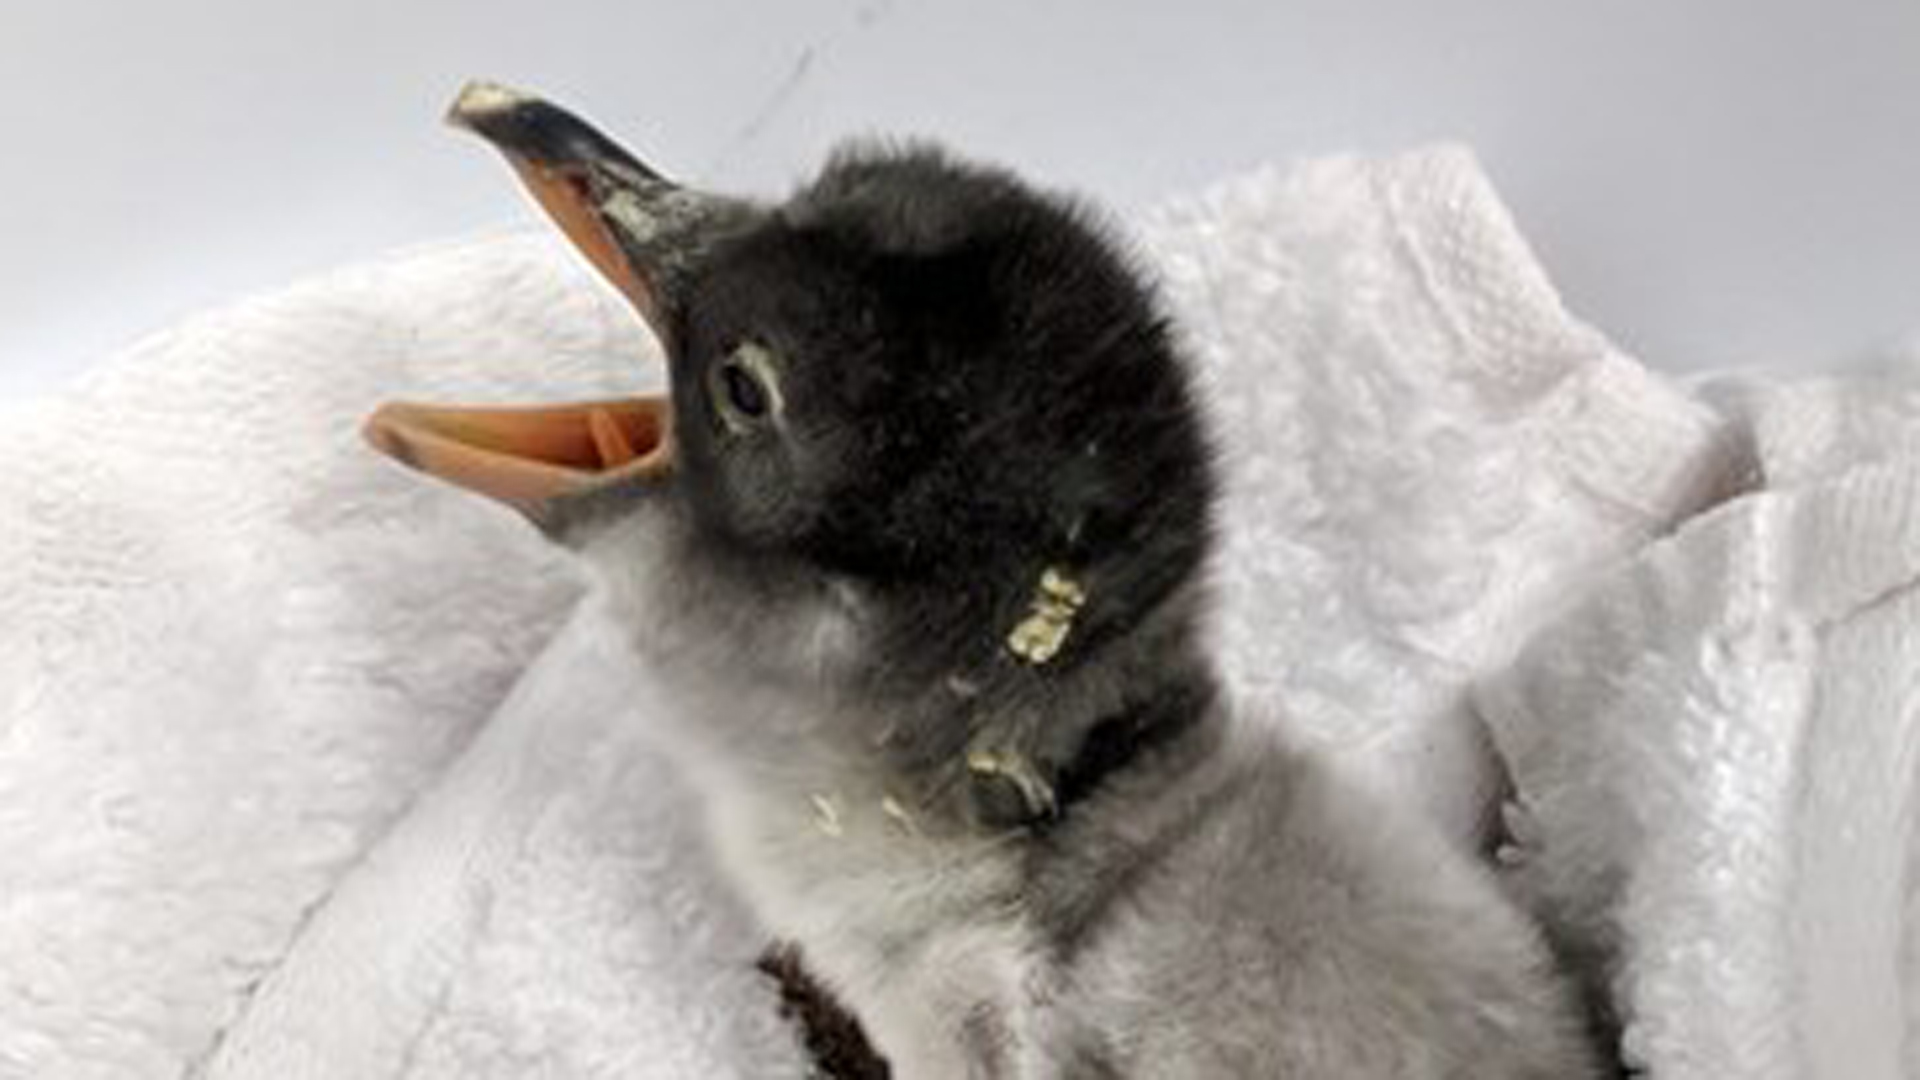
[363,81,741,518]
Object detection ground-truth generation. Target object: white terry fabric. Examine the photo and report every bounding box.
[1479,349,1920,1080]
[0,234,643,1078]
[1701,346,1920,489]
[1,146,1725,1077]
[201,598,806,1079]
[1144,150,1730,831]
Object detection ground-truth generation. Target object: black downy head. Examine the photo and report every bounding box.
[366,85,1219,828]
[674,145,1216,668]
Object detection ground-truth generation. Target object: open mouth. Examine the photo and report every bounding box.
[362,396,669,513]
[362,82,723,515]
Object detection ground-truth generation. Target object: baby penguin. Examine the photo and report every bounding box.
[368,84,1602,1078]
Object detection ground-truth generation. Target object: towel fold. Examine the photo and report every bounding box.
[1479,349,1920,1080]
[1144,148,1730,831]
[0,233,646,1077]
[202,597,806,1079]
[0,145,1764,1078]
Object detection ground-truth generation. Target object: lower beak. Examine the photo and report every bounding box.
[362,396,670,514]
[363,82,730,517]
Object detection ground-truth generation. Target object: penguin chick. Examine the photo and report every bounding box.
[367,83,1604,1079]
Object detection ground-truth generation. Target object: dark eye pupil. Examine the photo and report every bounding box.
[722,361,768,419]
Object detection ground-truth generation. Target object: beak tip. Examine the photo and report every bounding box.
[361,403,413,464]
[447,80,537,131]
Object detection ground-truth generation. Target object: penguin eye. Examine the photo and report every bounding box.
[710,342,782,433]
[722,361,767,418]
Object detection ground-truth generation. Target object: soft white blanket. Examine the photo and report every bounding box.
[1482,352,1920,1080]
[1,144,1836,1077]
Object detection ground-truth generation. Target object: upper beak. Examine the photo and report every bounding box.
[363,81,740,520]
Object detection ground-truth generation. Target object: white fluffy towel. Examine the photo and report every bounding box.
[1481,351,1920,1080]
[3,145,1753,1078]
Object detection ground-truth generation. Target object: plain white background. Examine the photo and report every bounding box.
[3,0,1918,398]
